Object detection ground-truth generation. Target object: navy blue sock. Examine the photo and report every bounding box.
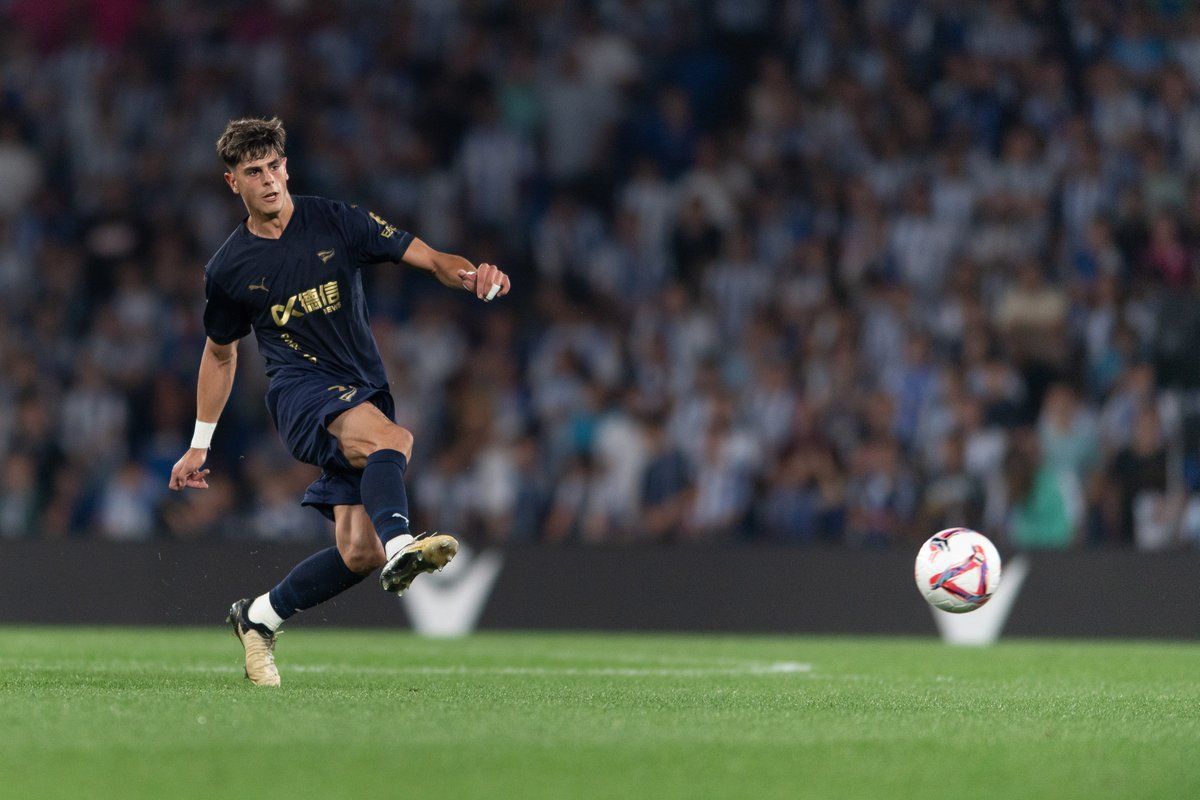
[360,448,411,547]
[268,546,365,620]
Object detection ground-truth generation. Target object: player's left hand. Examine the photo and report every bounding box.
[169,448,211,491]
[457,263,511,302]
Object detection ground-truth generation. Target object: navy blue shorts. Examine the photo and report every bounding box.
[265,375,395,521]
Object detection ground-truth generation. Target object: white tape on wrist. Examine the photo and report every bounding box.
[191,420,217,450]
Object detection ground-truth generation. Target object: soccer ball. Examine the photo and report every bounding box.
[914,528,1002,613]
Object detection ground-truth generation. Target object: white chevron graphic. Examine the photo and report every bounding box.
[401,543,503,637]
[930,555,1029,646]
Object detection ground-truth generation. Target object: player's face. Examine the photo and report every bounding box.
[225,154,289,217]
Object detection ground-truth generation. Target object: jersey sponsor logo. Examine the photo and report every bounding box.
[270,295,306,326]
[317,248,335,263]
[368,211,398,239]
[327,384,358,402]
[280,332,317,364]
[270,280,342,326]
[248,277,269,292]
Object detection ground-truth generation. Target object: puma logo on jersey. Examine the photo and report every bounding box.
[248,277,269,292]
[317,249,335,263]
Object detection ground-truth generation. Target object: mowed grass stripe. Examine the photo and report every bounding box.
[0,656,813,678]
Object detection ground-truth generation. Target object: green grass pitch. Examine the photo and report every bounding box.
[0,627,1196,799]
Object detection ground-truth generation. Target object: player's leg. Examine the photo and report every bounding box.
[228,504,384,686]
[334,504,386,573]
[327,402,457,593]
[328,401,414,550]
[255,504,382,625]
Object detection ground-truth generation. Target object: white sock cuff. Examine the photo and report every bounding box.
[248,593,284,632]
[385,534,415,561]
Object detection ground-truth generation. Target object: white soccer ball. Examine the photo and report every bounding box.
[914,528,1002,613]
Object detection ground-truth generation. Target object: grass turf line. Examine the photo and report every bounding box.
[0,628,1196,800]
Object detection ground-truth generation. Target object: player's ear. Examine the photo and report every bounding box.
[223,171,240,194]
[279,157,288,181]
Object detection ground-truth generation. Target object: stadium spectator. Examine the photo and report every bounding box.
[1005,427,1080,550]
[3,0,1200,552]
[1108,406,1173,548]
[640,413,691,541]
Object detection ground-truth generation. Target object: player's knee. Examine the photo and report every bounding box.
[341,539,386,574]
[370,424,413,461]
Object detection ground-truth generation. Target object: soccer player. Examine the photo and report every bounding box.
[168,118,511,686]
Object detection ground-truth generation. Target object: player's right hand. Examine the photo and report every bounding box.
[169,448,212,491]
[458,263,511,302]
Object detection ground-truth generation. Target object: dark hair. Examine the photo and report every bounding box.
[216,117,286,169]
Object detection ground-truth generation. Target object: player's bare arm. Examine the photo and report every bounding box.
[169,337,238,491]
[402,237,512,301]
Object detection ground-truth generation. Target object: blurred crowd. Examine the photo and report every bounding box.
[5,0,1200,549]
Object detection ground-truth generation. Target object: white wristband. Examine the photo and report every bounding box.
[191,420,217,450]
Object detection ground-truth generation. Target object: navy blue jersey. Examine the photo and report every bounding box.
[202,195,412,390]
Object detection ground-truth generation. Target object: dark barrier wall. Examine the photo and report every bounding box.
[1,541,1197,638]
